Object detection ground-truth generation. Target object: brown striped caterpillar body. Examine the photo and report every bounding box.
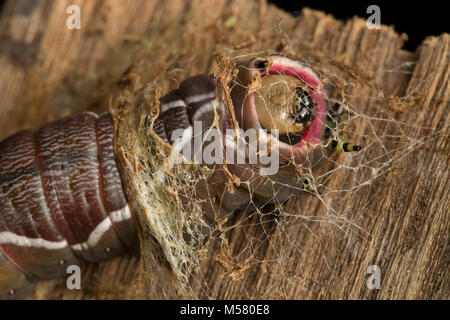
[1,55,358,299]
[0,113,137,299]
[0,75,228,299]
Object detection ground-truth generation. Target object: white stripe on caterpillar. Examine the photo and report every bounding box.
[71,205,132,251]
[0,232,68,250]
[0,206,132,251]
[185,92,216,105]
[160,99,186,113]
[192,101,224,122]
[110,205,132,223]
[71,217,113,251]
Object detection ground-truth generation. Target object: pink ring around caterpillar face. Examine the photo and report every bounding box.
[231,55,327,166]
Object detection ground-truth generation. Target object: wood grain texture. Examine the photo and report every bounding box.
[0,0,448,299]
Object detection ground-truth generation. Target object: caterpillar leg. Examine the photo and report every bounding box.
[303,179,315,193]
[323,123,362,152]
[330,139,361,152]
[302,174,318,194]
[325,102,361,153]
[329,102,353,119]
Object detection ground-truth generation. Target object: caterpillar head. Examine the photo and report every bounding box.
[231,55,327,168]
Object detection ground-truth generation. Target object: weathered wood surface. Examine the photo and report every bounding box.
[0,0,448,299]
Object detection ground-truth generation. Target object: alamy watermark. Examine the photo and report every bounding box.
[66,5,81,30]
[66,265,81,290]
[366,265,381,290]
[366,5,381,29]
[169,121,281,175]
[66,4,381,31]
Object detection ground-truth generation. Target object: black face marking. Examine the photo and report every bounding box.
[279,132,302,145]
[324,127,332,139]
[255,60,268,70]
[330,140,338,150]
[293,87,315,124]
[332,102,340,112]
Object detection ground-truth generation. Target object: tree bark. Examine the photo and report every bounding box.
[0,0,448,299]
